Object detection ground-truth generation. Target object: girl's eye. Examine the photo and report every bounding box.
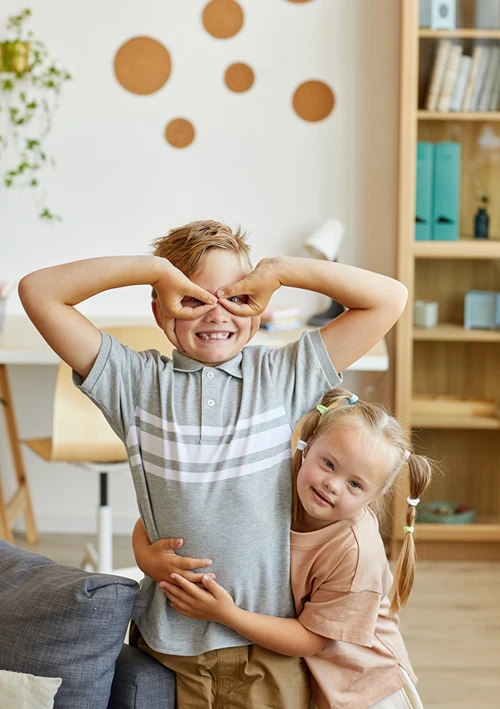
[348,480,362,490]
[228,295,242,303]
[183,297,202,305]
[324,459,335,470]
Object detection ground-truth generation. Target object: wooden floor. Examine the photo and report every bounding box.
[13,534,500,709]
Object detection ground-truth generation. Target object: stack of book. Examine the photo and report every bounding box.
[260,305,303,331]
[424,40,500,112]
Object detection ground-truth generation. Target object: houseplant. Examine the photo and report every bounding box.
[0,8,71,220]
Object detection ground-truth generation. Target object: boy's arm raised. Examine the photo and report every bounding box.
[19,256,217,380]
[217,257,408,374]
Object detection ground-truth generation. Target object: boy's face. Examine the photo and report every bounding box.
[155,249,259,366]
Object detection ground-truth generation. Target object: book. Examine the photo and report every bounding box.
[260,305,301,321]
[437,44,463,111]
[461,44,484,110]
[468,45,490,111]
[478,45,500,111]
[489,66,500,110]
[260,320,303,332]
[449,55,472,111]
[424,39,453,111]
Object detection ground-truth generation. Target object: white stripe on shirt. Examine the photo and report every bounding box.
[133,447,293,482]
[134,405,288,437]
[126,422,292,465]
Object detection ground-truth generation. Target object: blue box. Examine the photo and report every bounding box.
[464,291,500,330]
[415,142,434,240]
[432,142,461,241]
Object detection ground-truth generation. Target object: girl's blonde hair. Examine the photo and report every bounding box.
[292,387,433,615]
[150,220,253,298]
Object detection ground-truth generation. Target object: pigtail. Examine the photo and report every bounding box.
[390,453,433,614]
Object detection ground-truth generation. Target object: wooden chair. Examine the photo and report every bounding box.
[22,326,173,579]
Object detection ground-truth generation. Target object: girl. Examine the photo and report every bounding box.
[155,388,433,709]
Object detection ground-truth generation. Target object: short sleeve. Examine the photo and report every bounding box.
[266,329,342,428]
[72,332,150,442]
[298,585,381,648]
[295,541,379,648]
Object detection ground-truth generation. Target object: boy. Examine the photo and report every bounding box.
[19,220,407,708]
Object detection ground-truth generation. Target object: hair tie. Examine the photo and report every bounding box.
[403,526,414,534]
[407,497,420,506]
[348,394,358,405]
[404,450,411,461]
[296,439,307,451]
[316,404,328,415]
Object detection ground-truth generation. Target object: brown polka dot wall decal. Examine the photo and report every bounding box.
[286,0,314,3]
[292,80,335,122]
[165,119,196,148]
[114,37,171,95]
[225,63,254,93]
[203,0,244,39]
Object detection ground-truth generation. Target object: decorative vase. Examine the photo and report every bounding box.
[0,41,30,73]
[474,207,489,239]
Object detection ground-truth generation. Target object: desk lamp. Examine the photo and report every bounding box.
[305,218,346,326]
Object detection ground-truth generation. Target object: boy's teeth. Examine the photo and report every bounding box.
[198,333,231,340]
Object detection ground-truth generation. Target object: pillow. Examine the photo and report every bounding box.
[0,540,139,709]
[0,669,61,709]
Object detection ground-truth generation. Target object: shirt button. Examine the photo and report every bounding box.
[207,399,215,407]
[207,371,215,379]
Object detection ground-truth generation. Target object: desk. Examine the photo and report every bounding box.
[0,315,388,542]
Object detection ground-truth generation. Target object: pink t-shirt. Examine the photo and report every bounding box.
[291,506,417,709]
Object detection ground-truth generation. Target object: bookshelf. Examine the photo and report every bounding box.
[394,0,500,560]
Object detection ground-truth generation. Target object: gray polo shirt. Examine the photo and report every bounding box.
[75,329,341,655]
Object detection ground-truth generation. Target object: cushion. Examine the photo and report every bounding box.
[0,669,61,709]
[0,540,139,709]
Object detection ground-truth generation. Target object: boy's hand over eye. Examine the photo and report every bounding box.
[216,258,283,317]
[136,537,216,585]
[160,574,235,625]
[153,262,217,320]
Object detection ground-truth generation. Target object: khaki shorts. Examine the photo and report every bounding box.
[130,621,310,709]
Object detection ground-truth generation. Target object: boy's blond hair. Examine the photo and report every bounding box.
[151,221,252,298]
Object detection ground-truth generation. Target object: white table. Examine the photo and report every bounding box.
[0,315,389,368]
[0,315,388,545]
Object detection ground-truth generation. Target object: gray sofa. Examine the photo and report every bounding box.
[0,539,175,709]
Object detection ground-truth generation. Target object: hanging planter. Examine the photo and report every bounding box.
[0,9,71,221]
[0,41,30,73]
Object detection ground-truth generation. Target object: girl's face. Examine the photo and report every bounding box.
[296,424,387,532]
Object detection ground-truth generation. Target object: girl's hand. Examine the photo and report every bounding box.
[159,574,236,624]
[135,537,216,585]
[153,261,217,320]
[216,258,283,317]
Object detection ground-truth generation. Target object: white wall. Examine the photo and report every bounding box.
[1,0,401,534]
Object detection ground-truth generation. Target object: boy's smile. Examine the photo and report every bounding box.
[156,250,259,366]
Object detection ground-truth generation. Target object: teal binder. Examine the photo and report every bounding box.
[432,142,461,241]
[415,142,434,240]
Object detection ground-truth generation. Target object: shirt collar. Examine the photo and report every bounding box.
[172,350,243,378]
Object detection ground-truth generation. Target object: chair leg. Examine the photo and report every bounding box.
[81,542,98,572]
[97,472,113,573]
